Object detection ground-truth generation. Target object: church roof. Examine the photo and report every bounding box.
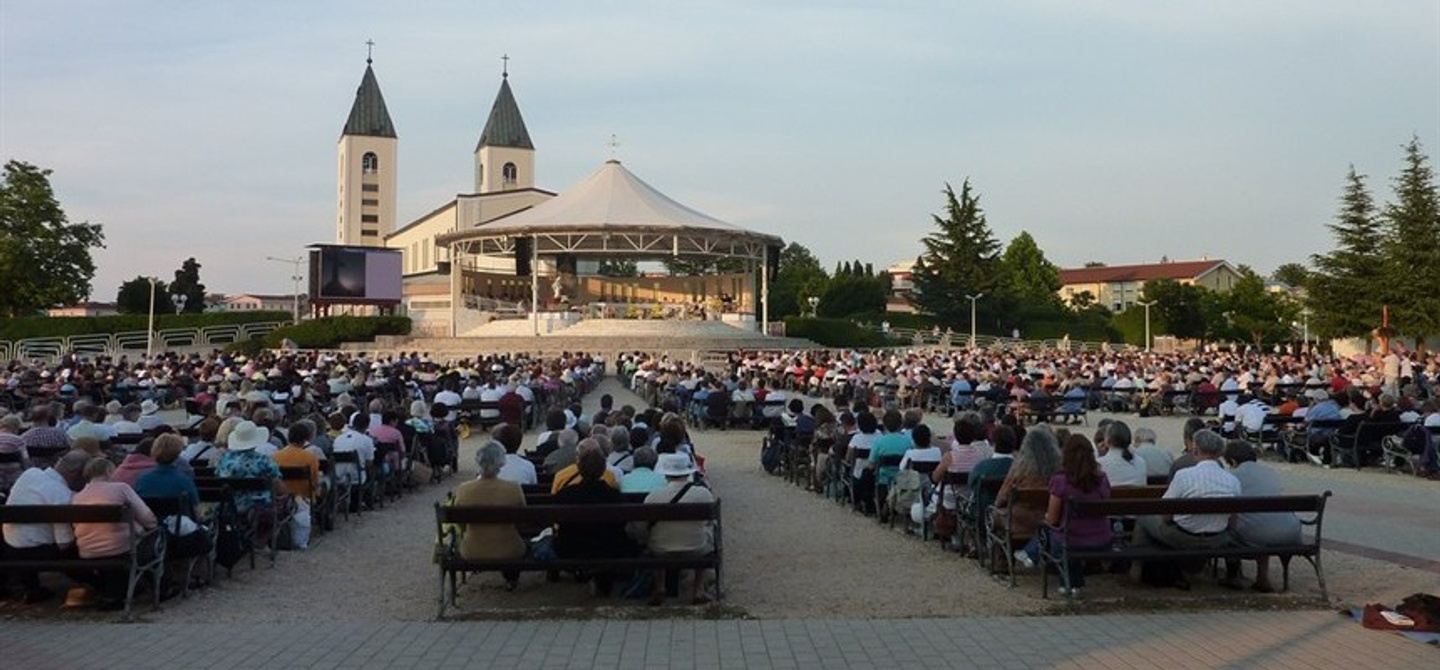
[342,64,397,138]
[475,77,534,151]
[471,160,777,242]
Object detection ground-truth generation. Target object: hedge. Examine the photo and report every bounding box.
[0,311,292,341]
[261,316,411,349]
[783,317,893,348]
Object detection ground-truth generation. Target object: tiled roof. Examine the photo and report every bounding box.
[1058,260,1225,285]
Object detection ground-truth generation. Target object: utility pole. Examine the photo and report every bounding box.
[145,277,158,359]
[266,256,305,323]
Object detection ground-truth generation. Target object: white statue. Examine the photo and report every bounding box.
[551,274,565,302]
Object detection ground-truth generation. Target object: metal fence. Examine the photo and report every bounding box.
[0,321,286,364]
[869,326,1134,352]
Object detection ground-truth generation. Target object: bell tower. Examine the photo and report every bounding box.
[337,45,398,246]
[474,56,535,194]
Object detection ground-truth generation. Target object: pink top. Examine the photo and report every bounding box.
[112,453,156,489]
[71,480,157,559]
[367,424,404,446]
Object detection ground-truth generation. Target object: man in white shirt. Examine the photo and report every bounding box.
[137,400,166,432]
[487,425,536,486]
[1134,429,1240,553]
[110,404,144,436]
[478,379,505,420]
[433,384,463,423]
[2,450,88,601]
[1235,396,1272,436]
[331,413,376,485]
[65,405,116,443]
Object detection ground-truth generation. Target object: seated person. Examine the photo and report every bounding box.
[1220,441,1301,593]
[1015,434,1112,598]
[1132,429,1240,589]
[621,447,666,494]
[551,439,618,492]
[637,454,716,605]
[452,444,526,589]
[1,450,89,603]
[490,423,536,486]
[71,457,158,608]
[542,430,581,477]
[216,420,284,516]
[552,448,638,595]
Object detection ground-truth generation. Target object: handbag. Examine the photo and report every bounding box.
[410,461,434,485]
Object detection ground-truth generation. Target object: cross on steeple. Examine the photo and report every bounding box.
[365,39,375,64]
[606,134,620,159]
[502,53,509,78]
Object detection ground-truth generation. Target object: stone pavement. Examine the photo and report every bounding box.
[6,611,1433,669]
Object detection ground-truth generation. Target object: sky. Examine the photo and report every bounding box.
[2,1,1437,298]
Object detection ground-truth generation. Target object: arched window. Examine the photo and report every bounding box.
[362,152,379,174]
[502,162,517,184]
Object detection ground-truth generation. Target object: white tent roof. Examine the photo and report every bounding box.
[473,160,777,241]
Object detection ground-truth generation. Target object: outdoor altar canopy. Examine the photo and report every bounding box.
[436,159,784,336]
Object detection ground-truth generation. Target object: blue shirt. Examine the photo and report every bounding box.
[621,467,666,494]
[869,433,912,486]
[134,463,199,508]
[950,379,973,407]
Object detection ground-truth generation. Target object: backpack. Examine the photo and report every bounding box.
[887,468,925,516]
[760,435,784,474]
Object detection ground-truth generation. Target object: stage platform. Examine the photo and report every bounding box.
[348,318,819,359]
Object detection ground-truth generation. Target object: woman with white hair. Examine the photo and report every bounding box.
[452,444,526,588]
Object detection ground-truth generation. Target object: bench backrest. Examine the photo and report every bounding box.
[1072,493,1329,518]
[437,501,719,525]
[524,492,649,505]
[874,454,903,468]
[909,460,940,476]
[0,503,128,524]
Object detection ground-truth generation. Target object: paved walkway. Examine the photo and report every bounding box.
[6,611,1433,669]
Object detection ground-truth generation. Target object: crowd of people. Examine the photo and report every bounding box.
[0,349,602,611]
[447,390,719,606]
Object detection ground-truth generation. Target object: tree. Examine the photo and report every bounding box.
[0,161,106,316]
[169,257,207,313]
[999,231,1061,305]
[1270,263,1311,290]
[768,242,830,318]
[1140,278,1207,340]
[116,276,174,315]
[817,272,887,318]
[1309,167,1386,339]
[662,256,744,276]
[1381,136,1440,338]
[1221,270,1296,346]
[911,180,1004,326]
[596,259,638,277]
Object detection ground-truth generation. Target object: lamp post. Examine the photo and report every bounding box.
[965,293,983,349]
[806,296,819,317]
[171,292,188,314]
[266,256,305,324]
[145,277,158,359]
[1137,299,1157,352]
[1300,307,1311,352]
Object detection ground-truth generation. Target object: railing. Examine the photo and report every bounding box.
[0,321,286,364]
[865,325,1134,352]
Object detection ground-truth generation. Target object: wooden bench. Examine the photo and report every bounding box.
[433,501,723,618]
[987,485,1167,585]
[0,503,165,620]
[1039,493,1331,600]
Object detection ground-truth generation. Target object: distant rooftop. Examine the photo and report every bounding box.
[1058,259,1228,285]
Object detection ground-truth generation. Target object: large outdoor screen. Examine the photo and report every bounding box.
[309,245,402,302]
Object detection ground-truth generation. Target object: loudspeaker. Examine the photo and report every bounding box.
[514,237,532,277]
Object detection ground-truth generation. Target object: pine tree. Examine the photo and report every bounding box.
[911,180,1003,326]
[1309,167,1385,338]
[1381,136,1440,338]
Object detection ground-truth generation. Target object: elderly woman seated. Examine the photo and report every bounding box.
[452,443,526,589]
[72,457,158,609]
[635,453,716,606]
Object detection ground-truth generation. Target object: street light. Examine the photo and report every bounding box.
[145,277,158,359]
[266,256,305,323]
[1137,299,1157,352]
[965,293,983,349]
[171,292,188,315]
[1300,307,1311,352]
[806,296,819,317]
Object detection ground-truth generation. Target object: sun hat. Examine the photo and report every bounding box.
[656,453,696,478]
[226,420,269,451]
[140,399,160,415]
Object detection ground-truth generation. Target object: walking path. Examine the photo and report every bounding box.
[6,611,1433,669]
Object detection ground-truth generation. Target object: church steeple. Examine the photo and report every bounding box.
[474,57,535,193]
[337,49,398,246]
[342,62,397,138]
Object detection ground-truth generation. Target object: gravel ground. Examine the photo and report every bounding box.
[4,380,1434,624]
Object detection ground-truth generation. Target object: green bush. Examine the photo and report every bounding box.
[783,317,893,348]
[262,316,411,349]
[846,312,941,331]
[0,311,291,341]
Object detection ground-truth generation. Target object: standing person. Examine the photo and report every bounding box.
[1096,421,1147,487]
[1014,434,1113,598]
[1220,441,1301,593]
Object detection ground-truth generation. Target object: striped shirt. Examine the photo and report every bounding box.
[1163,459,1241,533]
